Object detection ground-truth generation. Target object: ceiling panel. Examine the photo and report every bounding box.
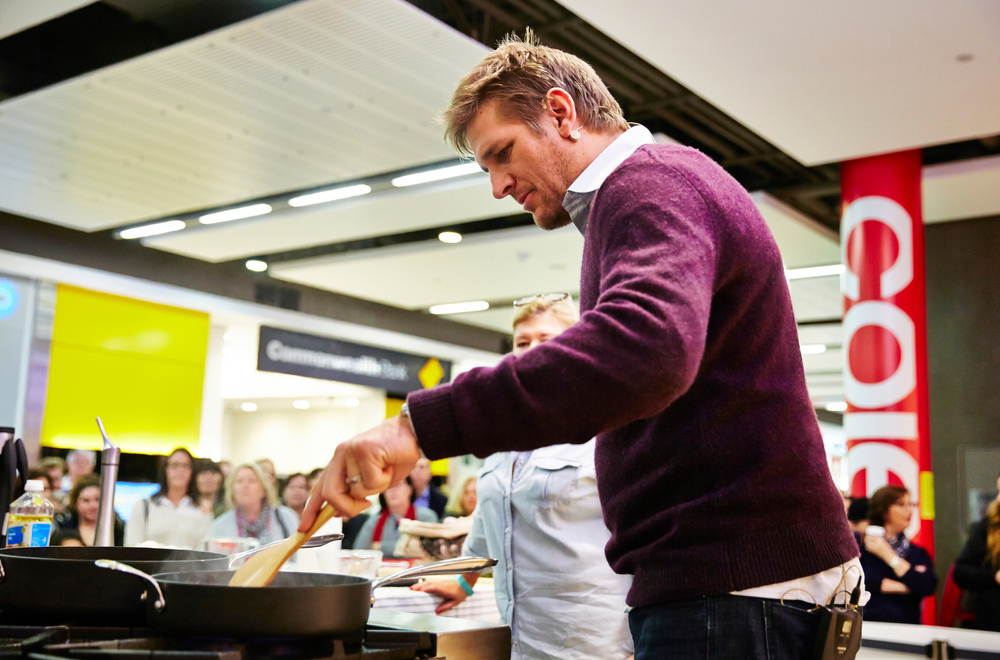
[751,192,839,268]
[269,225,585,310]
[924,155,1000,223]
[0,0,488,230]
[788,276,842,322]
[559,0,1000,166]
[144,176,520,262]
[0,0,94,39]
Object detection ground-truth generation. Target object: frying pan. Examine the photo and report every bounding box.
[0,534,342,623]
[99,556,497,637]
[0,546,230,623]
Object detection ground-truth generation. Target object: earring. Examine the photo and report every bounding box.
[569,129,581,142]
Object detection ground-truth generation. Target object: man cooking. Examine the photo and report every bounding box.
[302,32,861,659]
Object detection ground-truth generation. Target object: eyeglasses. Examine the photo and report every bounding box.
[513,293,570,307]
[891,501,919,510]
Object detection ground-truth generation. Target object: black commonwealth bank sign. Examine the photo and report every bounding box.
[257,326,451,393]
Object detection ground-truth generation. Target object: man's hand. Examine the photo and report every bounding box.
[410,578,472,614]
[299,415,421,533]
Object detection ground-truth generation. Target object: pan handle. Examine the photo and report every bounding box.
[95,559,166,611]
[371,556,498,589]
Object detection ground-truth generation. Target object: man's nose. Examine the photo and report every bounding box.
[491,171,513,200]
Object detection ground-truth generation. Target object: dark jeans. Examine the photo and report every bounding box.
[629,595,821,660]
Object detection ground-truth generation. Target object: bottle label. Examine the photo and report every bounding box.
[5,521,52,547]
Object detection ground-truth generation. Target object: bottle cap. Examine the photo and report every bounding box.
[24,479,45,492]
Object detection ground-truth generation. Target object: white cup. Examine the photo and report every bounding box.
[317,549,382,579]
[865,525,885,538]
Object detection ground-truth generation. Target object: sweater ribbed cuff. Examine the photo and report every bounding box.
[406,385,465,460]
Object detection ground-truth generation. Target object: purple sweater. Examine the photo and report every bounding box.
[409,144,858,608]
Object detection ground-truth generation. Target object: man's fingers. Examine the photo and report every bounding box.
[298,487,324,533]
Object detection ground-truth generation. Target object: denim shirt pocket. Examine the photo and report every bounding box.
[530,456,585,509]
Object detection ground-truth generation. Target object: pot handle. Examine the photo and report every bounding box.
[371,556,498,589]
[95,559,166,611]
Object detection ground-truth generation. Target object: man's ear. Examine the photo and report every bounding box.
[544,88,578,138]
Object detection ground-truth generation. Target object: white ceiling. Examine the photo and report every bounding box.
[0,0,489,230]
[270,224,585,309]
[145,175,520,261]
[924,154,1000,223]
[0,0,94,40]
[560,0,1000,166]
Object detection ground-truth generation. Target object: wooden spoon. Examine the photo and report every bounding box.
[228,504,337,587]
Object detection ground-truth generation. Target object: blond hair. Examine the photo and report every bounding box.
[224,462,278,511]
[442,29,628,156]
[512,295,579,331]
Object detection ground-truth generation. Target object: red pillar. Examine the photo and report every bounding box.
[841,151,935,621]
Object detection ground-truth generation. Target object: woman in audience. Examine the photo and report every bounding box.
[256,458,278,489]
[195,460,226,517]
[953,471,1000,632]
[354,476,437,558]
[125,448,211,548]
[859,485,938,623]
[206,462,298,545]
[55,474,124,545]
[282,472,309,519]
[412,294,633,660]
[445,475,478,518]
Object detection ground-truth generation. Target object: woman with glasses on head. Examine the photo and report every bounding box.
[858,485,937,623]
[412,294,633,660]
[206,462,300,545]
[125,447,212,548]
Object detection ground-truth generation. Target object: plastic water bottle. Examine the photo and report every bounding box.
[6,480,54,547]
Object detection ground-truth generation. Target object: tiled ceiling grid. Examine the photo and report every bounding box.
[0,0,488,230]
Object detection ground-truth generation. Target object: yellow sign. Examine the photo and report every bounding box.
[41,285,209,455]
[919,471,935,520]
[418,358,445,389]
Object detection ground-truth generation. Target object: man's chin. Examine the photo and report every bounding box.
[532,206,572,231]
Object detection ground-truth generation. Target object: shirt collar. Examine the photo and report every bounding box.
[567,124,655,194]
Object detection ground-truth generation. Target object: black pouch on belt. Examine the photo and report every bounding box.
[809,577,863,660]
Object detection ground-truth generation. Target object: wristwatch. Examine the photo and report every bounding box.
[400,402,417,438]
[889,555,902,569]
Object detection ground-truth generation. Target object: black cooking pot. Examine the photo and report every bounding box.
[0,546,228,623]
[99,556,498,637]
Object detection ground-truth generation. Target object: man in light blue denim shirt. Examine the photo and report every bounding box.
[413,295,632,660]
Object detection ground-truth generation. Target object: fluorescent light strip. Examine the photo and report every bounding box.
[429,301,490,315]
[800,344,827,355]
[391,163,484,187]
[288,184,371,207]
[119,220,187,239]
[824,401,848,412]
[200,204,272,224]
[245,260,268,272]
[786,264,845,280]
[438,231,462,244]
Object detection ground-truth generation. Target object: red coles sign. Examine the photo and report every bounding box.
[841,150,934,553]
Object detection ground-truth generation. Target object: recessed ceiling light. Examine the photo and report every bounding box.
[222,346,235,356]
[241,402,258,412]
[391,162,483,187]
[785,264,845,280]
[288,184,371,207]
[200,204,272,224]
[246,259,268,272]
[293,400,310,410]
[824,401,848,412]
[119,220,186,239]
[223,333,232,341]
[800,344,827,355]
[429,301,490,315]
[438,231,462,244]
[344,397,360,407]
